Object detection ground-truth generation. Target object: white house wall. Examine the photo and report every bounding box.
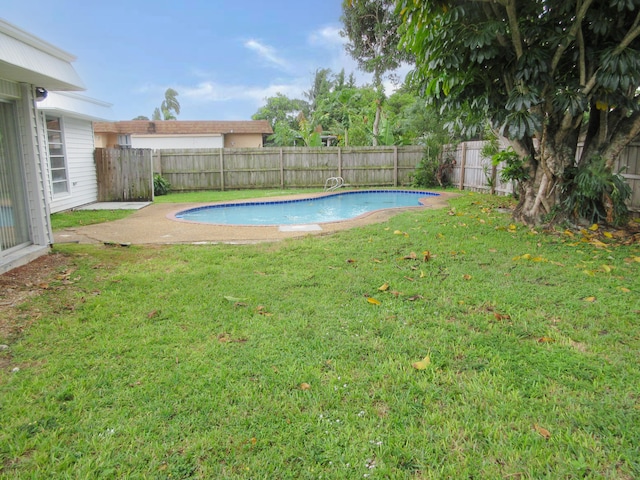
[131,134,223,150]
[48,116,97,213]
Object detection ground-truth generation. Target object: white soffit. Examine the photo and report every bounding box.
[0,18,85,91]
[38,91,114,121]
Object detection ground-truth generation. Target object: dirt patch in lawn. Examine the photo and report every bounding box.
[0,253,72,353]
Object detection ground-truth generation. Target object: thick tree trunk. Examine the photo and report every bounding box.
[372,100,381,147]
[511,135,570,225]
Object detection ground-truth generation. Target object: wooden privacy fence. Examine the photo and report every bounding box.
[153,146,424,191]
[444,141,640,211]
[97,142,639,211]
[95,148,153,202]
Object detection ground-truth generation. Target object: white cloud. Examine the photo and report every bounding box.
[308,25,345,47]
[181,80,306,106]
[244,39,291,70]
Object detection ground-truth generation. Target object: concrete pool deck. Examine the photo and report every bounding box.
[53,191,458,246]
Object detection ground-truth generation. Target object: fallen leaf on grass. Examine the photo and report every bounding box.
[407,294,423,301]
[256,305,272,316]
[300,383,311,391]
[588,223,599,231]
[423,251,431,262]
[494,312,511,321]
[463,274,472,281]
[367,297,381,305]
[583,296,596,302]
[217,333,248,344]
[533,424,551,439]
[147,310,158,319]
[378,283,389,291]
[618,287,631,293]
[346,258,357,263]
[412,355,431,370]
[537,337,555,343]
[403,252,417,260]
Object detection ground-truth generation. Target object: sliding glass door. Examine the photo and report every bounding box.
[0,101,30,254]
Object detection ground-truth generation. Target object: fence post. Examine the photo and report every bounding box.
[338,147,342,179]
[219,148,225,191]
[490,164,497,195]
[393,146,398,187]
[280,148,284,189]
[459,142,467,190]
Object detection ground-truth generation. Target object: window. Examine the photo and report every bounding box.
[46,116,69,196]
[118,134,131,148]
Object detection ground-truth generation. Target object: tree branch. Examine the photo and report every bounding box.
[583,10,640,97]
[602,110,640,168]
[504,0,523,59]
[550,0,593,75]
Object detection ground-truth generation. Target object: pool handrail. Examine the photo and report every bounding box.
[324,177,345,191]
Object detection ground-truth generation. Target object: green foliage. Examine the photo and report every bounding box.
[160,88,180,120]
[561,157,632,226]
[412,146,456,188]
[341,0,411,87]
[146,89,180,121]
[153,174,171,196]
[492,148,528,184]
[397,0,640,223]
[252,93,310,131]
[267,121,298,147]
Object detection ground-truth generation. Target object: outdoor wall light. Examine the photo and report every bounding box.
[35,87,48,101]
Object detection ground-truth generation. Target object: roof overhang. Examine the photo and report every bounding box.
[0,18,85,91]
[38,91,113,122]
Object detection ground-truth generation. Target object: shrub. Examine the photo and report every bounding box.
[561,156,631,226]
[153,174,171,196]
[412,145,456,188]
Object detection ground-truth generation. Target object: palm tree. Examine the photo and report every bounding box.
[160,88,180,120]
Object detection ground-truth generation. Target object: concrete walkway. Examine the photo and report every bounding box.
[54,192,456,246]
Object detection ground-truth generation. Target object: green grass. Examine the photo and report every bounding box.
[50,209,136,230]
[2,192,639,478]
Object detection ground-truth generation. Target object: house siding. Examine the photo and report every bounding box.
[131,135,223,150]
[224,133,264,148]
[49,116,97,212]
[15,84,53,247]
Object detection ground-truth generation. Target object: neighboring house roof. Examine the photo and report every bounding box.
[38,91,114,122]
[93,120,274,135]
[0,18,85,91]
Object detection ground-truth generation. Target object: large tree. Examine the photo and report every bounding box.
[341,0,411,145]
[398,0,640,225]
[252,93,309,130]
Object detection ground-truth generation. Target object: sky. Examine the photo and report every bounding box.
[3,0,407,121]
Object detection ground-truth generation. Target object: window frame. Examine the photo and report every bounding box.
[45,115,70,197]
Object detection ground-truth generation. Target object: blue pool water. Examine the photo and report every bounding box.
[174,190,439,226]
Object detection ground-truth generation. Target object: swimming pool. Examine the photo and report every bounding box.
[173,190,439,226]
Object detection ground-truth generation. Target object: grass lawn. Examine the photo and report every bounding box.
[2,192,639,478]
